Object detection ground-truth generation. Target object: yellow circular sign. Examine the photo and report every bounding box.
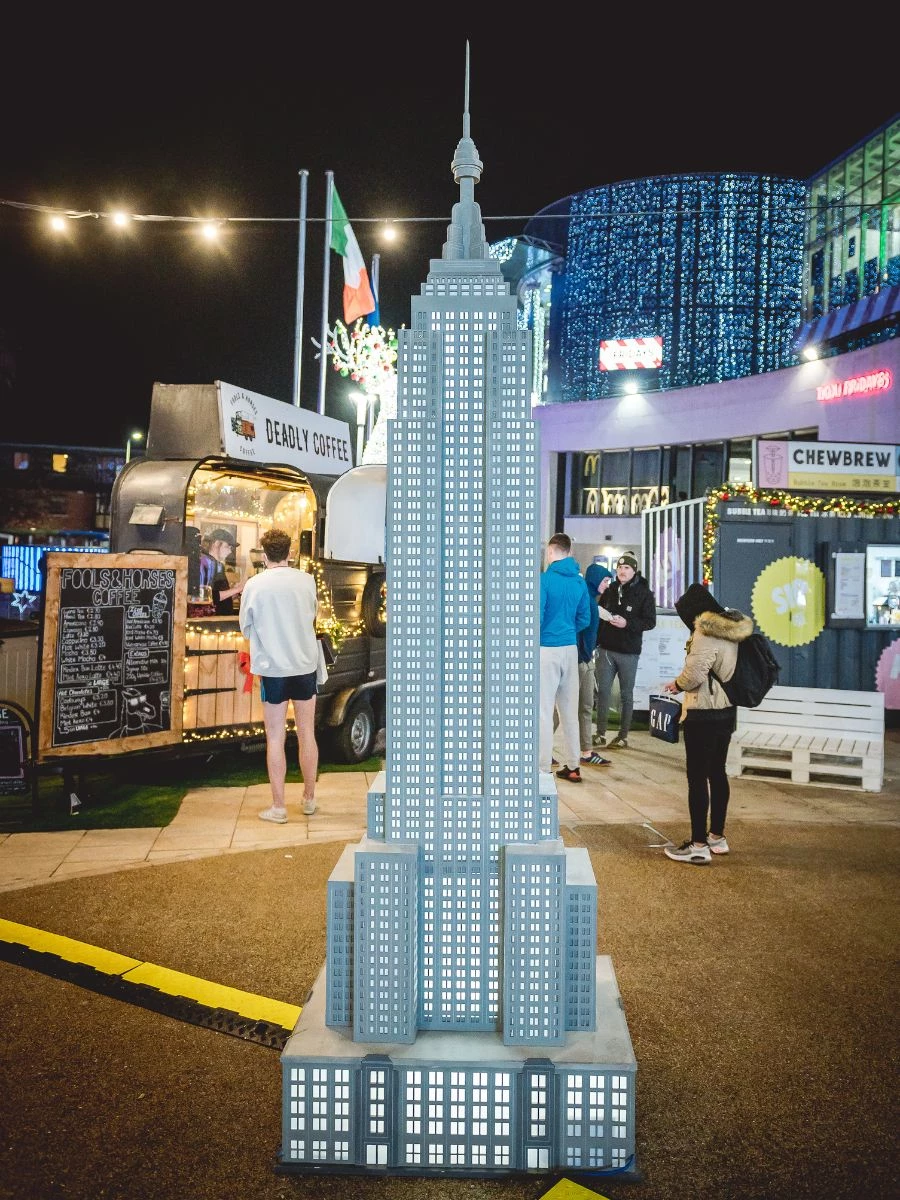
[751,556,825,647]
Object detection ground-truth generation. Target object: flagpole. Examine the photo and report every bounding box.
[318,170,334,416]
[291,169,308,408]
[371,252,380,313]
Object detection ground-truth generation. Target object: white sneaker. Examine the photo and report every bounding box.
[258,807,288,824]
[664,840,711,865]
[708,833,730,855]
[302,797,317,816]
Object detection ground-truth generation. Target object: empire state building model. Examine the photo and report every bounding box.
[280,58,636,1178]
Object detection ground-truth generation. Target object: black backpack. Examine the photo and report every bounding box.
[710,633,780,709]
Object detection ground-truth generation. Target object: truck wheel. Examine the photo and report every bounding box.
[334,697,376,763]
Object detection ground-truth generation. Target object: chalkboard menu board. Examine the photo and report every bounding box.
[38,553,187,759]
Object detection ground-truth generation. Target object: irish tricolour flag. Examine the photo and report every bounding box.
[330,184,376,325]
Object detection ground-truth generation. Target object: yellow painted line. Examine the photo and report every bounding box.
[0,918,141,975]
[0,918,302,1031]
[540,1181,611,1199]
[124,963,301,1029]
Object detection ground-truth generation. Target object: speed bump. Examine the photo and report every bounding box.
[0,918,301,1049]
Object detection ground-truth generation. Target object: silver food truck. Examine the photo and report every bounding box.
[0,381,387,798]
[110,381,387,763]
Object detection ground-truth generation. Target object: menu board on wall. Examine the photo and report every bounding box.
[38,553,187,760]
[632,614,688,710]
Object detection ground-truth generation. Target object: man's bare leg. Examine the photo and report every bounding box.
[262,699,289,811]
[292,695,318,812]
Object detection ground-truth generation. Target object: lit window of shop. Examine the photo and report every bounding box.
[726,440,753,485]
[599,451,630,516]
[630,448,663,513]
[692,444,725,497]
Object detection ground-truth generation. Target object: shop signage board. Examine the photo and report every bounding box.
[0,704,28,794]
[218,381,353,476]
[598,336,663,370]
[757,440,900,493]
[37,553,187,760]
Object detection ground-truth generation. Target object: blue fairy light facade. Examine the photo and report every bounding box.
[535,174,806,404]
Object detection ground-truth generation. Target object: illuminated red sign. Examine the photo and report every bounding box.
[816,369,893,403]
[599,337,663,370]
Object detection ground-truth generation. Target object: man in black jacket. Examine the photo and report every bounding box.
[594,553,656,749]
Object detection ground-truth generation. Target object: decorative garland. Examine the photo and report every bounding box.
[703,481,897,585]
[328,319,398,389]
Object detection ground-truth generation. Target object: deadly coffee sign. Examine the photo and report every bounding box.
[219,381,352,475]
[38,553,187,760]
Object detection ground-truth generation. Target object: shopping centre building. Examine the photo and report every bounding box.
[496,113,899,569]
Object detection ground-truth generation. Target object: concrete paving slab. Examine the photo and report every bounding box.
[0,831,85,856]
[0,729,894,891]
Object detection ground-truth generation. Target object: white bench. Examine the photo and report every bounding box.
[726,685,885,793]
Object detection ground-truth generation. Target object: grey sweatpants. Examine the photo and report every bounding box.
[595,648,639,738]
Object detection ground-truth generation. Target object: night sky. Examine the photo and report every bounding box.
[1,21,896,449]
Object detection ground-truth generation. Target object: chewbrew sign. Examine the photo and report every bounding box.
[758,439,900,493]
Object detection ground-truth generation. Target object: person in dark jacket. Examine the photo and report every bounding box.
[662,583,753,864]
[578,563,613,766]
[206,528,244,615]
[540,533,592,783]
[594,553,656,749]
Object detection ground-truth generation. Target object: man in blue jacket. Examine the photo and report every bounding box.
[540,533,592,783]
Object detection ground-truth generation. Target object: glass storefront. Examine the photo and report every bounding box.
[805,116,900,319]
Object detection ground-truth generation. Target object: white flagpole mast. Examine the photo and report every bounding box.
[371,252,380,318]
[317,170,334,416]
[291,168,308,407]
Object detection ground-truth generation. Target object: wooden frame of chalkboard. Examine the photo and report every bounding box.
[37,553,187,760]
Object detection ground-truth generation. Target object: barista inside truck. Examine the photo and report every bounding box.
[206,528,244,614]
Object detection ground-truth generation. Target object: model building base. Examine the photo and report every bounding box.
[277,956,636,1178]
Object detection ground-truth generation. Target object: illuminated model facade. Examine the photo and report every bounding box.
[280,62,636,1178]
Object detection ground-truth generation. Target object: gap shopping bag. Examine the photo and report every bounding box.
[649,693,682,744]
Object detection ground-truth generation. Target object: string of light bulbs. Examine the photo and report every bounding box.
[0,196,868,228]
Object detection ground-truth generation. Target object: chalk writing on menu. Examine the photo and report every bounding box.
[53,564,175,746]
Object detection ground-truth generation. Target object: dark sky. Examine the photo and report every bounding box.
[1,21,896,448]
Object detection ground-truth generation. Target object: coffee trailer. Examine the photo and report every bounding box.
[27,382,388,775]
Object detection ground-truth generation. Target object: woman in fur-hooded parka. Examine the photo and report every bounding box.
[673,593,755,719]
[662,583,754,863]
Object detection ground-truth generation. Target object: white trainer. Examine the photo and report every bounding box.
[664,840,711,865]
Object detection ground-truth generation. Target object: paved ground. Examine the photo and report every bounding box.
[1,731,897,889]
[0,730,897,1200]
